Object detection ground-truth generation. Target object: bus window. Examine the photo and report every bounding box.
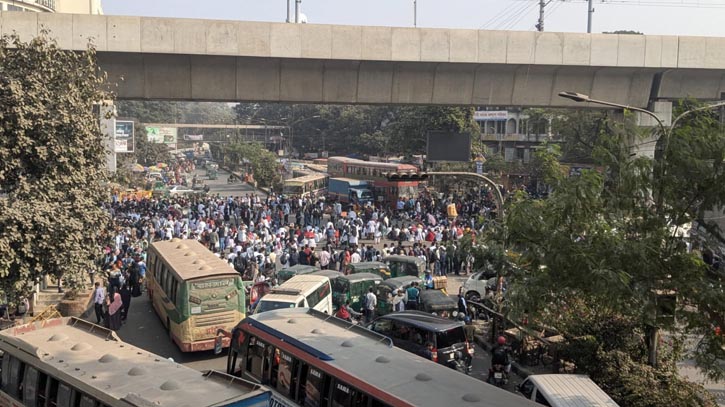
[1,353,9,391]
[371,399,388,407]
[57,382,73,407]
[22,365,38,406]
[79,394,98,407]
[276,352,297,398]
[7,355,25,399]
[331,381,368,407]
[304,366,326,407]
[306,282,330,309]
[47,376,60,406]
[244,337,266,381]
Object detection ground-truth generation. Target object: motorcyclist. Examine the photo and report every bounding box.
[489,335,512,380]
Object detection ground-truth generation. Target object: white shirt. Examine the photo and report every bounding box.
[94,287,105,305]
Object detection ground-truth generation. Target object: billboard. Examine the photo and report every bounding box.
[145,127,178,144]
[184,134,204,141]
[473,110,509,121]
[426,131,471,162]
[114,121,134,153]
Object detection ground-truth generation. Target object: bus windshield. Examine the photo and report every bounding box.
[256,300,296,313]
[283,185,303,195]
[189,277,239,314]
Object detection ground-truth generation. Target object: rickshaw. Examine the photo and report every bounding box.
[207,168,218,180]
[344,261,391,280]
[419,289,458,319]
[277,264,319,284]
[383,255,427,279]
[332,273,383,312]
[375,276,422,316]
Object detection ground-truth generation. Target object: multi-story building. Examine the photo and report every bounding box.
[475,109,560,163]
[0,0,102,14]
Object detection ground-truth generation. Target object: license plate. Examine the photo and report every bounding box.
[494,372,503,379]
[449,353,455,360]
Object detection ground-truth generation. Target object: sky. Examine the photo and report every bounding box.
[102,0,725,37]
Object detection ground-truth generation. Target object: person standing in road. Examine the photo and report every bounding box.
[406,281,420,310]
[319,247,331,270]
[364,287,377,324]
[93,282,105,325]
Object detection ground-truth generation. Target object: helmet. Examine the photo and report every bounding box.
[497,336,507,345]
[457,313,466,321]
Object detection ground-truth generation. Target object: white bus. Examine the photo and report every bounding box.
[0,317,270,407]
[254,275,333,315]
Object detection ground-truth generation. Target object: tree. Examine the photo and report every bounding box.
[0,33,111,300]
[503,105,724,404]
[222,142,280,189]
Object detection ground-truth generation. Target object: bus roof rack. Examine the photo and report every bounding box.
[269,288,303,295]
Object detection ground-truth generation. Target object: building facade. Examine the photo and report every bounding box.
[0,0,102,14]
[475,109,560,163]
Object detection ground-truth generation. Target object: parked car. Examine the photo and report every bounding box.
[461,271,500,302]
[345,261,391,279]
[367,311,473,374]
[383,255,426,279]
[518,374,619,406]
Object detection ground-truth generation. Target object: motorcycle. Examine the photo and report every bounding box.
[444,350,472,375]
[487,364,508,387]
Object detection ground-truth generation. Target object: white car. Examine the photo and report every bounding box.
[167,185,195,195]
[460,271,497,302]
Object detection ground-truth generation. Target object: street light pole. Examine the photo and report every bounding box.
[558,91,725,367]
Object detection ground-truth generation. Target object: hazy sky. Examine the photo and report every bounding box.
[102,0,725,37]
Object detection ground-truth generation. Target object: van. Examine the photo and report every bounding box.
[253,275,333,315]
[367,311,473,374]
[518,374,619,407]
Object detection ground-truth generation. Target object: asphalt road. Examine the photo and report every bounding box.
[196,167,266,198]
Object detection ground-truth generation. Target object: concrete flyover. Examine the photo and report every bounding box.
[2,12,725,107]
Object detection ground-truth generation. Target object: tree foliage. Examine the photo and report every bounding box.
[221,142,281,190]
[0,33,110,300]
[502,105,725,403]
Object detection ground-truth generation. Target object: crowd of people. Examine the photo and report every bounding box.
[93,174,500,329]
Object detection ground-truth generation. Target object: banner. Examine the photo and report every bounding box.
[145,126,163,143]
[114,121,134,153]
[184,134,204,141]
[473,110,508,121]
[145,127,178,144]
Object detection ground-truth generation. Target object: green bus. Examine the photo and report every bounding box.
[147,239,246,352]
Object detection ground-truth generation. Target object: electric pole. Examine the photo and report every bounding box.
[536,0,545,31]
[413,0,417,27]
[587,0,594,33]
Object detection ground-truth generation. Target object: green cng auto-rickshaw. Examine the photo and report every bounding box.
[277,265,319,284]
[344,261,391,280]
[375,276,422,316]
[383,255,427,279]
[333,273,383,312]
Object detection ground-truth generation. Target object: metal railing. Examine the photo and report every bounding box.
[10,0,56,11]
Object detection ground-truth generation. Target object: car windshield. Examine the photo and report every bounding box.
[435,326,467,349]
[256,300,296,314]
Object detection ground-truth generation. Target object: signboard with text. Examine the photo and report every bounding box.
[145,127,178,144]
[114,121,134,153]
[184,134,204,141]
[473,110,509,121]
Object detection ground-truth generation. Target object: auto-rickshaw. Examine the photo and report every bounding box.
[333,273,383,312]
[277,264,319,284]
[383,255,427,279]
[344,261,391,279]
[207,168,218,180]
[419,289,457,319]
[375,276,422,316]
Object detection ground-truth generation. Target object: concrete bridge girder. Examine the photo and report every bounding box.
[99,52,664,107]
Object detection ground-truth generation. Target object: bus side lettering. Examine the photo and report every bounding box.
[193,279,231,289]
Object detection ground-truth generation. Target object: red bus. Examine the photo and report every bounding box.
[327,157,420,206]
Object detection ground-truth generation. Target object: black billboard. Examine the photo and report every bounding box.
[426,131,471,162]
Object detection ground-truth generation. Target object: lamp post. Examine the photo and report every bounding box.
[283,115,320,158]
[558,91,725,367]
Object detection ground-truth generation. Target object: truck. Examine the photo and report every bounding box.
[328,177,374,207]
